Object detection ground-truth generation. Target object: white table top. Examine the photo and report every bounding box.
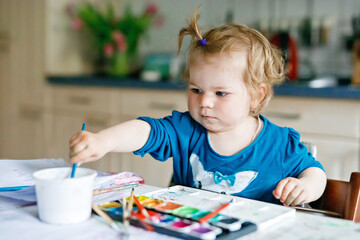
[1,159,359,240]
[1,184,360,240]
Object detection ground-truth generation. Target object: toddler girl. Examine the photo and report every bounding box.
[70,9,326,206]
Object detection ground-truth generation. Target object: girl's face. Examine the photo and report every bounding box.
[187,53,253,133]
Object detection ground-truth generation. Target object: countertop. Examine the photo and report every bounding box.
[47,76,360,100]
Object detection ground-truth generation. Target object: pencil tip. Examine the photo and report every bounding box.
[132,188,134,191]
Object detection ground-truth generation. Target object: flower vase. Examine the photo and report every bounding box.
[105,52,130,77]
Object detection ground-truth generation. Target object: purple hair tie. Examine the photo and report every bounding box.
[198,38,207,46]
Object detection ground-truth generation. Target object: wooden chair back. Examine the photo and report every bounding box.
[309,172,360,222]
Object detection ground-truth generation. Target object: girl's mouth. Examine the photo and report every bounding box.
[201,115,215,119]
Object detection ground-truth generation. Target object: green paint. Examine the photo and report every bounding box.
[172,206,200,217]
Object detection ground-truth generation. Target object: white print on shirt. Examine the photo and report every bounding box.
[190,153,258,194]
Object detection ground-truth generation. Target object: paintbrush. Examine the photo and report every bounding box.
[122,196,129,235]
[127,188,135,213]
[70,123,86,178]
[92,204,126,235]
[132,195,150,219]
[198,199,233,224]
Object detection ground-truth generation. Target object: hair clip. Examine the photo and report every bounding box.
[198,38,207,46]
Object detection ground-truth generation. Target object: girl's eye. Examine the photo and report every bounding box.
[216,91,227,97]
[191,88,202,94]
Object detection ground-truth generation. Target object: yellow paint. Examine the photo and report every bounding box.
[99,201,121,209]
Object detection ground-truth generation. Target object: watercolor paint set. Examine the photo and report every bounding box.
[96,193,257,239]
[144,186,296,231]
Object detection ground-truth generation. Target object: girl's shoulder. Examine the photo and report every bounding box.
[162,110,205,135]
[260,115,301,146]
[166,110,199,127]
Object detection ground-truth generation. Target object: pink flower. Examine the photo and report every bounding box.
[145,3,157,16]
[103,43,114,57]
[112,31,125,43]
[112,31,127,52]
[116,40,127,52]
[72,18,83,30]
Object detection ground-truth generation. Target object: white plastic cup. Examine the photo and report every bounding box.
[33,167,97,225]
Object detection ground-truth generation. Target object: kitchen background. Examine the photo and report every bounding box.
[0,0,359,187]
[47,0,359,79]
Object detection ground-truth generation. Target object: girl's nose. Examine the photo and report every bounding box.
[200,94,214,108]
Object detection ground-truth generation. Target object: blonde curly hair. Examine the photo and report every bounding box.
[178,8,285,116]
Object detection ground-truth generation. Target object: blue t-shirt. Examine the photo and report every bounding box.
[134,111,324,204]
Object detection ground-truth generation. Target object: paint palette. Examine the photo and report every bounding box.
[96,197,257,240]
[145,185,296,231]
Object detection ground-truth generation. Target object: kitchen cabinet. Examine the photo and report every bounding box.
[263,96,360,181]
[0,0,49,159]
[49,86,117,172]
[301,133,358,181]
[49,86,187,187]
[12,106,52,159]
[110,89,188,187]
[0,0,13,158]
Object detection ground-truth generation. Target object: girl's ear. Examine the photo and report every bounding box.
[258,83,267,103]
[251,83,267,110]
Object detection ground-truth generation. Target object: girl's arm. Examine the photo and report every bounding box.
[297,167,327,200]
[273,167,327,206]
[69,119,151,164]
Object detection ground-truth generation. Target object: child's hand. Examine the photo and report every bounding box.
[69,131,107,164]
[272,177,309,207]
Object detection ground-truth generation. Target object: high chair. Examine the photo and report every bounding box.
[297,142,360,222]
[297,172,360,222]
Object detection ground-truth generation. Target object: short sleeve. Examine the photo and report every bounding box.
[283,128,325,178]
[133,111,194,162]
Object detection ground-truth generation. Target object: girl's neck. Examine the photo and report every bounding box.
[208,116,261,156]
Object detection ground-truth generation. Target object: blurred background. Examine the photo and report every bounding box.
[45,0,358,80]
[0,0,359,187]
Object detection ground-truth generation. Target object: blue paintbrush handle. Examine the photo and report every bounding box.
[71,123,86,178]
[70,163,77,178]
[0,186,30,192]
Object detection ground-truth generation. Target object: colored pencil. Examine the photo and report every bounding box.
[92,183,139,195]
[198,199,233,224]
[133,194,150,219]
[92,204,125,235]
[71,123,86,178]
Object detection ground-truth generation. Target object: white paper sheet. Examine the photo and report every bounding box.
[0,158,69,188]
[0,186,37,202]
[0,159,148,212]
[0,195,36,212]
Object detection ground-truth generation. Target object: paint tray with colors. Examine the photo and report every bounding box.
[145,186,296,231]
[95,198,257,240]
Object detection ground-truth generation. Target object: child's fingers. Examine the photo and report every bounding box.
[70,146,91,163]
[69,132,91,157]
[290,190,306,207]
[86,154,102,163]
[279,180,296,204]
[69,131,83,146]
[273,178,290,199]
[71,147,102,164]
[70,143,88,157]
[284,185,303,206]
